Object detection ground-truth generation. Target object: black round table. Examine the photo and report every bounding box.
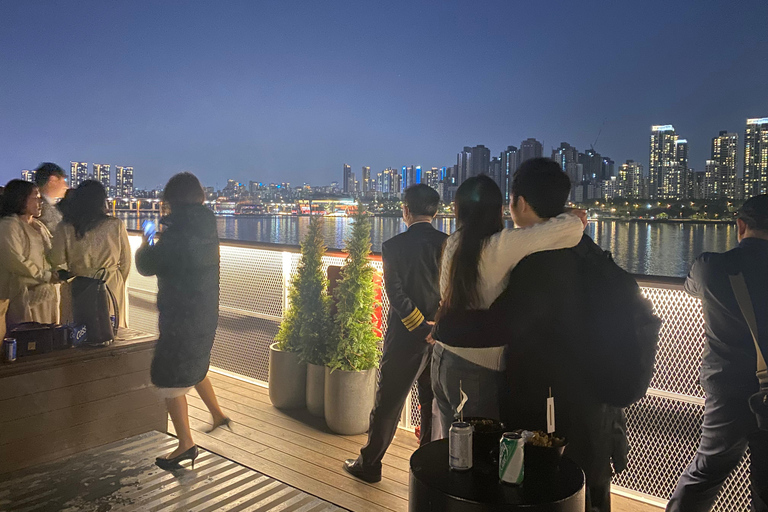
[409,439,585,512]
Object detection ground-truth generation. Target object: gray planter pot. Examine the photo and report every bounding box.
[324,366,376,435]
[268,342,307,410]
[306,363,326,417]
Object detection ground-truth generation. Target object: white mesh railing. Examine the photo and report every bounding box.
[127,235,752,510]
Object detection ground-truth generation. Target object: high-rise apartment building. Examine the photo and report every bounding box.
[519,138,543,164]
[425,167,440,190]
[93,164,111,193]
[377,167,401,198]
[704,160,718,199]
[518,138,544,167]
[552,143,580,184]
[601,158,615,181]
[456,145,490,185]
[649,125,678,199]
[361,166,371,194]
[457,147,472,185]
[401,165,421,191]
[489,157,503,192]
[342,164,353,195]
[743,117,768,197]
[663,139,689,200]
[691,170,706,200]
[618,160,644,198]
[711,131,738,200]
[70,162,88,188]
[580,149,602,182]
[21,170,35,182]
[115,166,134,198]
[500,146,518,202]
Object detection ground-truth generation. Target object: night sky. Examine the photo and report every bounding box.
[1,0,766,190]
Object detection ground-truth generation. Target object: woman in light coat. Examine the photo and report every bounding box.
[51,180,131,328]
[0,180,58,327]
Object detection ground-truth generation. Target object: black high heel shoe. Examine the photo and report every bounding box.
[155,445,199,470]
[205,417,233,434]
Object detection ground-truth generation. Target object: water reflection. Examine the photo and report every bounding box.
[118,213,736,277]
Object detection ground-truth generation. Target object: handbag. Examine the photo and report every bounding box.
[71,268,120,346]
[729,273,768,430]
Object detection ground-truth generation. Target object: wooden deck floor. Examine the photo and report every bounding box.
[0,430,342,511]
[170,371,661,512]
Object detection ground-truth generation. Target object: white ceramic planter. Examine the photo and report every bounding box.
[324,366,376,435]
[268,342,307,409]
[306,363,326,417]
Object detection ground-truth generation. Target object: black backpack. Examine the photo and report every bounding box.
[573,240,661,408]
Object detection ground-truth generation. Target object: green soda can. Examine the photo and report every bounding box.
[499,431,524,484]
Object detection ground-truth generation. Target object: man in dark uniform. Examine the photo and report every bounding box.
[344,184,447,483]
[667,195,768,512]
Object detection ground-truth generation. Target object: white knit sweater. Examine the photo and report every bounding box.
[438,213,584,370]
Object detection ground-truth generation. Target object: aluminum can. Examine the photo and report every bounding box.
[449,421,473,471]
[3,338,17,363]
[499,431,524,484]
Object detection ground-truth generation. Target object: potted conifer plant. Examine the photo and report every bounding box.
[324,205,380,435]
[269,217,332,410]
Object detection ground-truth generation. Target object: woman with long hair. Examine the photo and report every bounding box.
[136,172,229,469]
[51,180,131,327]
[431,175,584,436]
[0,180,58,327]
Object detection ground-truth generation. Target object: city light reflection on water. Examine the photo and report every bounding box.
[119,213,736,278]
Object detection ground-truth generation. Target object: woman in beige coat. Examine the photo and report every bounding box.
[51,181,131,328]
[0,180,58,328]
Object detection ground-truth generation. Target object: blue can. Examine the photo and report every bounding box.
[3,338,17,362]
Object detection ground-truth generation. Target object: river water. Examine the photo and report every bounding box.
[120,213,737,278]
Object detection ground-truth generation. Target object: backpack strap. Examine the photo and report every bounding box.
[729,273,768,387]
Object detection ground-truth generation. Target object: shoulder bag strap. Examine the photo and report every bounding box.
[728,273,768,386]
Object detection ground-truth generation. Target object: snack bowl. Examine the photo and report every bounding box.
[464,417,506,464]
[523,432,567,483]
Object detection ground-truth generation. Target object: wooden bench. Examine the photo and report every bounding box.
[0,330,166,475]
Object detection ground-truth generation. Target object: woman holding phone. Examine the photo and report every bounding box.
[136,172,229,469]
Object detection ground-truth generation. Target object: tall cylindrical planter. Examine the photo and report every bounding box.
[324,367,376,435]
[268,342,307,410]
[306,363,326,417]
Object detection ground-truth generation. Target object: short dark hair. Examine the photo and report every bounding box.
[403,184,440,217]
[738,194,768,233]
[511,158,571,219]
[0,180,37,217]
[163,172,205,207]
[34,162,66,187]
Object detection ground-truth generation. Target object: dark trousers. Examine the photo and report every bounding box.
[416,347,435,444]
[358,338,432,468]
[667,391,768,512]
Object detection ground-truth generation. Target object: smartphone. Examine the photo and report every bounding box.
[142,220,156,246]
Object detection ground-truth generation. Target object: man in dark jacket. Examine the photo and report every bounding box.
[344,184,448,483]
[667,195,768,512]
[434,160,627,512]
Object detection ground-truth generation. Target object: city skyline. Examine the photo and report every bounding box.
[2,1,767,188]
[16,115,768,203]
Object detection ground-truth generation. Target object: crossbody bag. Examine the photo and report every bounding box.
[729,273,768,430]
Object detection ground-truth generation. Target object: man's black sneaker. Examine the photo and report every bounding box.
[343,458,382,483]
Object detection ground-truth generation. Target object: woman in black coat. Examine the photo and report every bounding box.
[136,172,229,469]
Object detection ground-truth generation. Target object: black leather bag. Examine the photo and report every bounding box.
[729,273,768,431]
[71,269,119,346]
